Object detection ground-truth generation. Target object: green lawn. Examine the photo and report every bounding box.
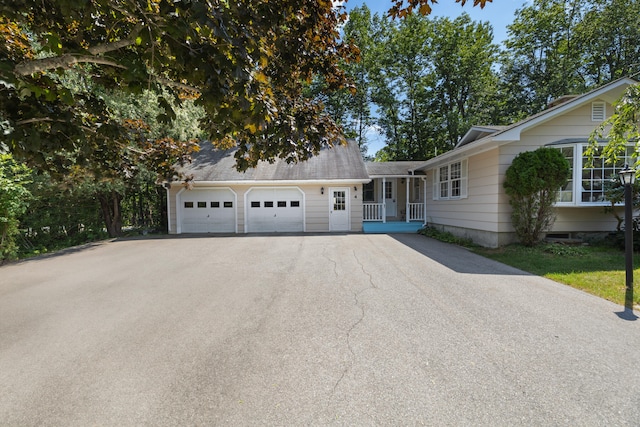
[473,243,640,308]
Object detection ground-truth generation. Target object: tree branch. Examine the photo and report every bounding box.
[15,53,128,76]
[14,25,143,76]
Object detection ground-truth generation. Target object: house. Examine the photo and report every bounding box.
[410,77,638,248]
[165,140,370,234]
[165,78,636,246]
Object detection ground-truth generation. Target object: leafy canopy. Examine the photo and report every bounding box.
[0,0,358,172]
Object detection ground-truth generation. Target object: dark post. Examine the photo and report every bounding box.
[619,164,635,311]
[624,180,633,292]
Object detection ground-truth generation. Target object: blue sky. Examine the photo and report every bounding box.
[341,0,528,155]
[344,0,526,46]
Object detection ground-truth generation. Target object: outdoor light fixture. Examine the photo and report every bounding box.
[321,187,324,195]
[354,186,357,191]
[619,163,636,311]
[620,164,636,186]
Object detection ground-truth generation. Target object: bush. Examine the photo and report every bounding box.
[0,155,31,262]
[503,148,571,246]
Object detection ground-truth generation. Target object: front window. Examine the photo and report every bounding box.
[554,143,634,205]
[557,146,575,202]
[435,160,467,200]
[363,181,375,202]
[581,145,633,203]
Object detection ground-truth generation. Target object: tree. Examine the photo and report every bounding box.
[575,0,640,87]
[501,0,587,116]
[0,154,31,261]
[347,10,499,160]
[500,0,640,119]
[429,14,500,149]
[0,0,357,173]
[503,148,571,246]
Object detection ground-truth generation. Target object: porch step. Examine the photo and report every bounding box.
[362,221,425,234]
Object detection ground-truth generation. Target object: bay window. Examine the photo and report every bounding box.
[553,142,635,205]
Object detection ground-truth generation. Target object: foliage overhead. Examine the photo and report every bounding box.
[503,148,571,246]
[0,0,358,172]
[389,0,492,17]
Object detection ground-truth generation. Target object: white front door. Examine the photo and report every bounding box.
[384,180,397,217]
[329,188,350,231]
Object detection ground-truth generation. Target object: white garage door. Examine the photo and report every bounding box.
[180,189,236,233]
[246,188,304,232]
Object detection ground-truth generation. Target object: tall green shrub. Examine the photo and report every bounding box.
[503,148,571,246]
[0,154,31,261]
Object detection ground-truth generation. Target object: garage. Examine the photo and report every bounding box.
[246,188,304,232]
[179,188,236,233]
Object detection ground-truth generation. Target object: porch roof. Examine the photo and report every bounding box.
[364,161,427,177]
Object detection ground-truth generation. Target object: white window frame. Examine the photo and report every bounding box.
[554,143,634,207]
[433,159,468,200]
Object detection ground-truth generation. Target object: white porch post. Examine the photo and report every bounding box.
[406,176,410,223]
[382,177,386,223]
[423,177,427,225]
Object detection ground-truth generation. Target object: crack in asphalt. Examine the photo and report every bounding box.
[331,250,378,396]
[322,247,339,278]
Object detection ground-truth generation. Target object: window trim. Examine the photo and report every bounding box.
[552,142,634,207]
[433,159,468,201]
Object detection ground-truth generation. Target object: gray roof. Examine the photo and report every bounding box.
[178,140,369,182]
[365,161,427,176]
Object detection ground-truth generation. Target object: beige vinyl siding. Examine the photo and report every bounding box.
[304,184,330,232]
[427,149,501,233]
[553,207,619,233]
[168,182,363,234]
[497,101,615,234]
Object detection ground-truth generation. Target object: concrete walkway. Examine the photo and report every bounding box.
[1,234,639,425]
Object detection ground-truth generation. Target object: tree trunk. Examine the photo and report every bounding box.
[98,191,123,237]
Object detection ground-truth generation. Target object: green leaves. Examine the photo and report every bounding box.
[1,0,354,172]
[504,147,571,246]
[0,153,32,261]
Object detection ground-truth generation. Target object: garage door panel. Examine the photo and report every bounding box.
[247,188,303,233]
[180,189,236,233]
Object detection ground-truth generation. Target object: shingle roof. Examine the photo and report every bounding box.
[177,140,370,182]
[364,161,426,176]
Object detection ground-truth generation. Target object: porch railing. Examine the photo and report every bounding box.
[363,203,383,221]
[408,203,424,221]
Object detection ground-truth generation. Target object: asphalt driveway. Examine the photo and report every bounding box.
[1,233,639,425]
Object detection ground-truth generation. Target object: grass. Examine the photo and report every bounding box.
[473,242,640,308]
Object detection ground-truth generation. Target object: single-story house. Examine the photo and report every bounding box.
[410,77,638,247]
[165,77,636,246]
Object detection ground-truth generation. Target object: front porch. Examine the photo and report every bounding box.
[361,161,428,234]
[362,221,425,234]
